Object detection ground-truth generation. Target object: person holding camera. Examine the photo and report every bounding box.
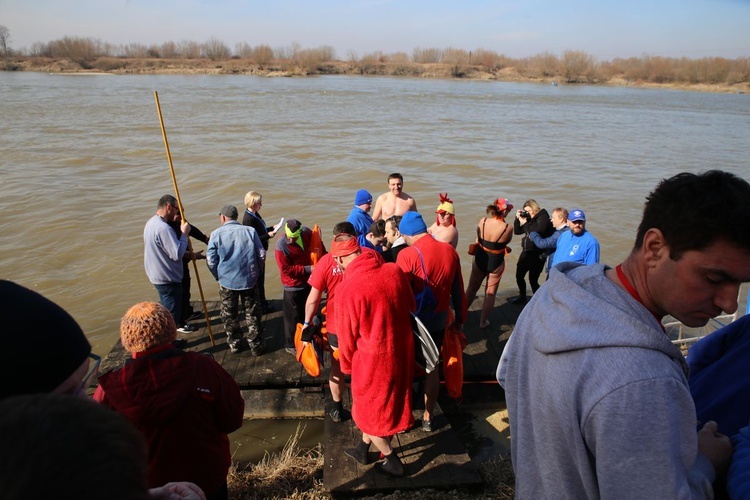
[511,200,553,304]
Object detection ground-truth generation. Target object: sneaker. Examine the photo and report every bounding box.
[172,338,187,349]
[285,347,297,355]
[421,419,433,432]
[177,324,197,334]
[229,341,242,354]
[329,407,342,423]
[250,341,266,356]
[509,296,527,305]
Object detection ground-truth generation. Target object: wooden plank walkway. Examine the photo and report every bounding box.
[97,290,525,495]
[324,391,484,496]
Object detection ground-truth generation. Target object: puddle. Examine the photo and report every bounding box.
[229,418,324,466]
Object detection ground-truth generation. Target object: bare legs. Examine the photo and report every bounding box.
[465,261,505,328]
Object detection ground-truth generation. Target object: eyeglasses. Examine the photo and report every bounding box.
[73,353,101,397]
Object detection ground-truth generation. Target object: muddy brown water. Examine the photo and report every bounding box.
[2,72,749,462]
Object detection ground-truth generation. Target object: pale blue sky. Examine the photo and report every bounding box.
[3,0,749,59]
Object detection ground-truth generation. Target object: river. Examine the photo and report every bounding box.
[2,71,749,459]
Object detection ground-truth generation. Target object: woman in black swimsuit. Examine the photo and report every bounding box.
[465,198,514,329]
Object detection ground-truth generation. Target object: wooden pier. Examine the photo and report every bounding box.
[97,290,525,496]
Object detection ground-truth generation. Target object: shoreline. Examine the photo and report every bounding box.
[3,57,748,95]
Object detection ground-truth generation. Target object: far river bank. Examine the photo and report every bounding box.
[3,56,748,95]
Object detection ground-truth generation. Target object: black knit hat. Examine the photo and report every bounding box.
[0,280,91,399]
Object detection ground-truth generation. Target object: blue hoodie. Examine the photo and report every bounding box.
[498,263,714,499]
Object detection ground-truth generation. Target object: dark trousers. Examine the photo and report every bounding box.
[154,282,183,325]
[258,260,268,307]
[181,260,193,318]
[282,286,310,348]
[515,252,546,297]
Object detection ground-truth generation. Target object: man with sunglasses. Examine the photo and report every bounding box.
[143,194,193,336]
[427,193,458,249]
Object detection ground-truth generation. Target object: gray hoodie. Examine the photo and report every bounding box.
[498,263,714,499]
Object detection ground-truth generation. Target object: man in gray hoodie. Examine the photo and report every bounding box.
[498,170,750,498]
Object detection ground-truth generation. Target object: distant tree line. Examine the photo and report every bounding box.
[1,26,747,86]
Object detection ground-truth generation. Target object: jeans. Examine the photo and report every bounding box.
[154,282,183,326]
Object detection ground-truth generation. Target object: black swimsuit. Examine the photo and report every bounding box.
[474,219,510,273]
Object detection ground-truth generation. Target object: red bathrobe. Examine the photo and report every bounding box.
[335,251,416,437]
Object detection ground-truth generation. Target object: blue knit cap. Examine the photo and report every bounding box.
[399,211,427,236]
[354,189,372,206]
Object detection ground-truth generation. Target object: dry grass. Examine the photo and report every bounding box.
[228,424,325,500]
[226,423,515,500]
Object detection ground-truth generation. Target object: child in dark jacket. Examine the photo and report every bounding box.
[95,302,244,500]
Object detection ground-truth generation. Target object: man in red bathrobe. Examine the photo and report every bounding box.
[332,234,416,477]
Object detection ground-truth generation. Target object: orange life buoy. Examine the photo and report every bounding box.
[441,310,467,399]
[309,224,325,265]
[294,323,324,377]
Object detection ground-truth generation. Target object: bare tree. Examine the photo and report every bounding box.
[48,36,101,68]
[251,45,274,67]
[202,37,230,61]
[160,41,178,59]
[235,42,252,59]
[122,43,148,58]
[0,25,10,56]
[177,40,201,59]
[562,50,596,83]
[412,47,442,64]
[30,41,49,57]
[443,47,469,65]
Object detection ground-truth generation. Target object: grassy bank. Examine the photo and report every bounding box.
[2,55,748,95]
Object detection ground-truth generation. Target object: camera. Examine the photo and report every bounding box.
[519,210,530,219]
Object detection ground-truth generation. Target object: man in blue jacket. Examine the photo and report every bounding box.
[346,189,374,245]
[529,207,569,278]
[550,208,600,266]
[206,205,266,355]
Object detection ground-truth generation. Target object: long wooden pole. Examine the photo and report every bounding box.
[154,91,215,347]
